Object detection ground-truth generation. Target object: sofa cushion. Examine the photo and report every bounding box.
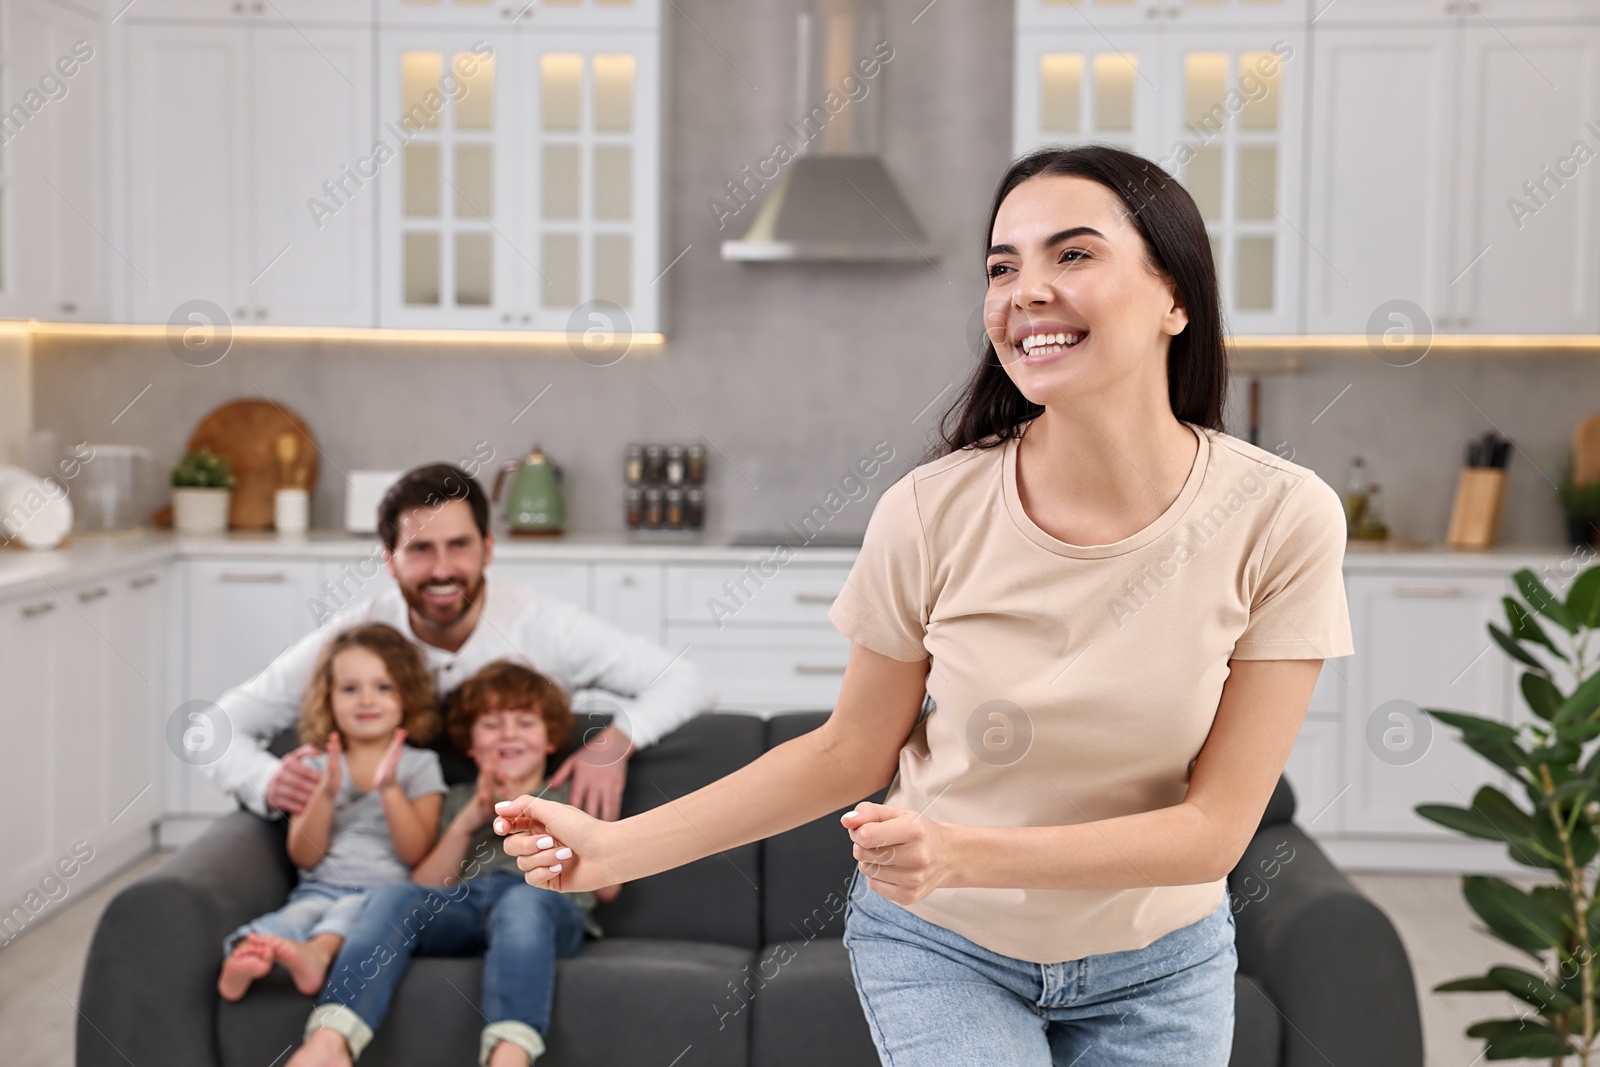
[1231,973,1284,1067]
[760,712,887,945]
[591,713,766,949]
[217,940,755,1067]
[747,938,879,1067]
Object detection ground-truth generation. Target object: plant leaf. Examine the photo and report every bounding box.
[1467,1017,1577,1059]
[1463,734,1532,778]
[1568,565,1600,630]
[1418,804,1510,842]
[1516,569,1576,634]
[1436,975,1502,992]
[1490,622,1552,674]
[1463,876,1568,956]
[1522,673,1566,721]
[1505,597,1568,661]
[1486,966,1579,1013]
[1551,669,1600,727]
[1429,709,1523,742]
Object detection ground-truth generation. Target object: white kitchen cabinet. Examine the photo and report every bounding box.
[594,562,662,643]
[51,578,114,860]
[1016,0,1305,28]
[1448,24,1600,334]
[1014,22,1305,332]
[377,0,659,29]
[0,591,60,909]
[1342,573,1514,838]
[1308,0,1458,24]
[376,26,662,332]
[249,27,376,326]
[124,22,375,326]
[124,0,374,23]
[103,569,166,843]
[1284,717,1343,833]
[488,560,592,609]
[664,624,852,715]
[666,563,851,626]
[1303,27,1459,335]
[181,559,322,814]
[0,0,111,322]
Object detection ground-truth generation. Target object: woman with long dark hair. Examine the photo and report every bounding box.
[498,144,1353,1065]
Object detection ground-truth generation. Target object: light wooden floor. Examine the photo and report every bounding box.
[0,855,1540,1067]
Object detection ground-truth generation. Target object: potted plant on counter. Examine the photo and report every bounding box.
[170,450,234,534]
[1558,454,1600,549]
[1417,565,1600,1062]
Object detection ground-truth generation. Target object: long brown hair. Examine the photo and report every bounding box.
[299,622,439,748]
[925,144,1227,463]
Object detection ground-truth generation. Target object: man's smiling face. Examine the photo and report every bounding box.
[385,498,493,632]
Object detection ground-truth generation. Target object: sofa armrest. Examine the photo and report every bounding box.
[1229,824,1422,1067]
[76,811,294,1067]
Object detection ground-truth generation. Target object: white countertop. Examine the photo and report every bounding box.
[0,527,1586,601]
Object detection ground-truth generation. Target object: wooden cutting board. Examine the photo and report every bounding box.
[184,399,319,529]
[1575,414,1600,487]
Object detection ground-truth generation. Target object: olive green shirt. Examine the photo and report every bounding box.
[439,780,603,939]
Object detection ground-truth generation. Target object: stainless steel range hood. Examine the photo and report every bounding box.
[720,0,936,264]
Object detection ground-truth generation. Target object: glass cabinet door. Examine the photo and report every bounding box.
[1163,28,1304,333]
[1013,31,1165,159]
[377,0,660,30]
[520,31,659,333]
[378,31,516,328]
[1018,0,1308,28]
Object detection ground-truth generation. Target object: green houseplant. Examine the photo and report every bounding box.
[1417,564,1600,1062]
[170,450,234,534]
[1556,455,1600,550]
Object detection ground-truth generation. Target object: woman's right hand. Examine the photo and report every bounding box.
[319,732,343,800]
[495,795,618,893]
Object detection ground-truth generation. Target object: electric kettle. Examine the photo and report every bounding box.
[492,445,565,536]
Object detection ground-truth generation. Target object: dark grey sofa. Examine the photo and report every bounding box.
[78,711,1423,1066]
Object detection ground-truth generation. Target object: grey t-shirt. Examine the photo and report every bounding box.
[297,745,447,887]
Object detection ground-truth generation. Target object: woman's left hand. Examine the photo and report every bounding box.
[841,801,958,905]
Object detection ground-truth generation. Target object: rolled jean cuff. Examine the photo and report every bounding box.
[307,1004,375,1061]
[480,1020,546,1066]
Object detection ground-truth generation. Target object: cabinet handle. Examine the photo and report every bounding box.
[252,0,263,10]
[256,308,268,320]
[1394,583,1464,597]
[77,586,110,603]
[620,575,636,586]
[21,601,56,619]
[793,663,847,675]
[235,306,247,319]
[233,0,244,10]
[521,314,531,324]
[219,570,288,584]
[129,574,160,590]
[501,313,513,324]
[59,301,77,314]
[794,592,838,605]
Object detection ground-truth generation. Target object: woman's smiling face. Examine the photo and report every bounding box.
[983,174,1189,408]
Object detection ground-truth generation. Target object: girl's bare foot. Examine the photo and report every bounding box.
[261,933,341,997]
[487,1040,531,1067]
[284,1026,353,1067]
[217,937,274,1001]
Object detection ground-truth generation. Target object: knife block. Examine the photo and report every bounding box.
[1446,468,1507,549]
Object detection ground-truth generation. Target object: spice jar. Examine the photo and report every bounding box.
[624,444,644,485]
[665,445,685,486]
[665,487,684,528]
[624,486,643,528]
[686,444,706,484]
[643,487,664,528]
[644,445,666,483]
[685,487,705,528]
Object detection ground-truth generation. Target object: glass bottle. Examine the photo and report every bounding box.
[665,487,685,528]
[1343,457,1370,539]
[624,487,643,528]
[685,487,705,528]
[643,487,664,528]
[624,444,644,486]
[686,444,706,484]
[665,445,685,486]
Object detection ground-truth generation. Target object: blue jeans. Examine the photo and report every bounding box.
[311,871,587,1063]
[223,881,370,955]
[842,871,1237,1066]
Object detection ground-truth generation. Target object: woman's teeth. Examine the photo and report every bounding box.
[1021,331,1086,357]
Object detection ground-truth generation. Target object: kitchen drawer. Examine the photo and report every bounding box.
[666,563,853,626]
[664,624,851,713]
[487,562,592,612]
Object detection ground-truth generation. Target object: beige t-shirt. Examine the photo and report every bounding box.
[828,418,1354,963]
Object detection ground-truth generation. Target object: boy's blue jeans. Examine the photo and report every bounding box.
[308,871,587,1065]
[842,870,1238,1066]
